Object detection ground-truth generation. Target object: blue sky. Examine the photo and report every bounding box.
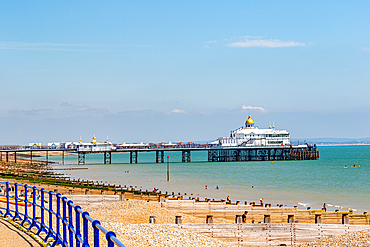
[0,1,369,144]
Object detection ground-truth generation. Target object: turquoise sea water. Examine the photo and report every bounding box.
[46,146,370,213]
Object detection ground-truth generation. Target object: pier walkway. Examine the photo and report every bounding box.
[0,144,319,165]
[0,218,42,247]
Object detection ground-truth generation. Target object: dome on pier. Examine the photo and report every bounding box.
[245,114,255,128]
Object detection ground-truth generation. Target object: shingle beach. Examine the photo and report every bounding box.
[297,229,370,247]
[83,199,235,247]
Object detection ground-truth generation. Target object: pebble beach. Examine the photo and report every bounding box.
[83,199,235,247]
[297,229,370,247]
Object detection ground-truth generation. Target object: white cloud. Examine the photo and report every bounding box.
[227,38,305,48]
[170,109,187,114]
[242,105,267,112]
[363,47,370,52]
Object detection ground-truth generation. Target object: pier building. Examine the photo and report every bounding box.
[213,114,290,147]
[76,136,115,152]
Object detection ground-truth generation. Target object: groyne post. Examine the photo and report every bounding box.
[206,215,213,224]
[264,215,271,223]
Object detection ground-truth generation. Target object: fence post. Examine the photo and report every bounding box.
[28,186,39,230]
[44,191,53,242]
[62,197,68,246]
[82,212,90,247]
[92,220,101,247]
[106,231,117,247]
[37,188,47,235]
[75,206,82,247]
[68,200,74,247]
[21,184,30,225]
[55,193,62,245]
[13,182,21,220]
[4,182,12,218]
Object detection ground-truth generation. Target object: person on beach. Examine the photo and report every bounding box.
[205,185,208,189]
[323,203,327,212]
[227,195,230,202]
[260,198,263,204]
[242,211,248,223]
[215,185,219,190]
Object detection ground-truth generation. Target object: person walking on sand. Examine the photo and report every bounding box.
[323,203,327,212]
[205,185,208,190]
[242,211,248,223]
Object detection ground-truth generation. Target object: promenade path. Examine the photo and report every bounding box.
[0,218,42,247]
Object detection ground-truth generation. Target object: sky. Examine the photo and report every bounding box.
[0,1,369,145]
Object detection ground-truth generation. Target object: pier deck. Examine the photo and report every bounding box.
[0,145,319,165]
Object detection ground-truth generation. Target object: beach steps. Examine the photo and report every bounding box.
[172,223,370,246]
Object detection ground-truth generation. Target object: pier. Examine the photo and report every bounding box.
[0,144,318,165]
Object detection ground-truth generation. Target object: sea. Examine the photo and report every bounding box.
[45,145,370,213]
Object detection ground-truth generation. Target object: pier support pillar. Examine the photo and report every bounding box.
[46,151,48,164]
[104,152,111,164]
[30,151,32,164]
[156,151,164,163]
[182,150,191,162]
[130,151,138,164]
[62,151,64,165]
[208,150,218,162]
[14,152,17,163]
[6,152,8,162]
[78,152,85,165]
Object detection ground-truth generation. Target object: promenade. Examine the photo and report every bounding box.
[0,218,41,247]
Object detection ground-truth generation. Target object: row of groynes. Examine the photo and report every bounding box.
[0,159,368,226]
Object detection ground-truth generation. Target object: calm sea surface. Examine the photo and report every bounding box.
[47,145,370,212]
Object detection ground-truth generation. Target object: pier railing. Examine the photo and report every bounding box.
[0,181,126,247]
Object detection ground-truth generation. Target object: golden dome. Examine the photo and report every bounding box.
[245,114,254,125]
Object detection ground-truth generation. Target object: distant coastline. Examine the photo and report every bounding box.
[316,143,370,147]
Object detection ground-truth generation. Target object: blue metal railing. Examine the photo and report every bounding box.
[0,181,126,247]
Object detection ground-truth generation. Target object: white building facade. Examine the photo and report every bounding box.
[214,114,290,147]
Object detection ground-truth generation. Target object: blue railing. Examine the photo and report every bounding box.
[0,181,126,247]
